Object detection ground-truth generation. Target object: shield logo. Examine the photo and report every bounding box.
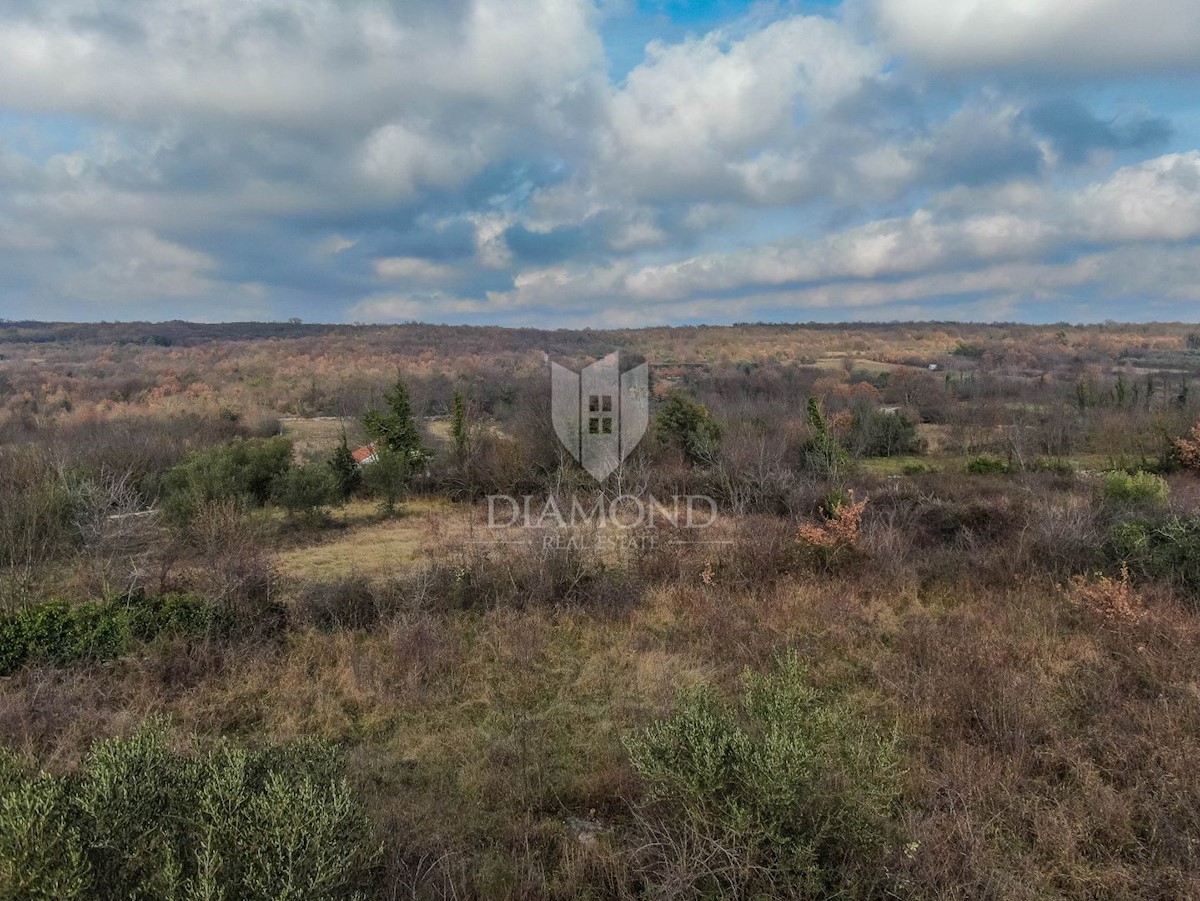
[551,351,649,481]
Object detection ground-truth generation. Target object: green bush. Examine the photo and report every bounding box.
[0,720,379,900]
[626,653,903,897]
[161,436,293,525]
[1033,458,1075,475]
[1100,470,1168,507]
[966,455,1009,474]
[656,390,722,465]
[271,463,339,521]
[0,593,228,676]
[801,398,852,478]
[848,408,920,458]
[1108,515,1200,601]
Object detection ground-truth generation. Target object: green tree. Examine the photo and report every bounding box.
[327,436,362,502]
[362,447,410,517]
[362,376,425,463]
[656,390,721,464]
[801,397,851,477]
[451,389,468,459]
[848,408,919,458]
[271,464,338,522]
[161,437,293,525]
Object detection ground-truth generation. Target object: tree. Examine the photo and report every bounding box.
[847,408,919,458]
[271,464,338,522]
[161,437,293,525]
[362,447,410,516]
[451,389,468,459]
[362,376,426,464]
[801,397,851,478]
[327,436,362,502]
[656,390,721,464]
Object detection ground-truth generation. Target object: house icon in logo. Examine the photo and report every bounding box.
[551,351,649,481]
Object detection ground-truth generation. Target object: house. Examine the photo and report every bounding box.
[351,443,379,466]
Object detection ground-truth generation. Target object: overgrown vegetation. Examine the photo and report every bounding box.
[0,593,228,675]
[4,321,1200,897]
[0,720,378,900]
[626,654,903,897]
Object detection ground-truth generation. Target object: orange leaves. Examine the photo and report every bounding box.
[1065,564,1146,626]
[1174,422,1200,470]
[796,497,866,568]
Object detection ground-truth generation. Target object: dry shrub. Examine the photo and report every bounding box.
[796,497,866,569]
[293,576,390,631]
[1173,421,1200,470]
[172,500,281,631]
[1065,564,1147,625]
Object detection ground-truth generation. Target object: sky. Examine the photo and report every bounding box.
[1,0,1199,326]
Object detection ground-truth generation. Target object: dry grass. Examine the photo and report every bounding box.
[5,471,1200,897]
[273,498,464,581]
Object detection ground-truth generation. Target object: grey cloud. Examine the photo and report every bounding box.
[1027,99,1172,164]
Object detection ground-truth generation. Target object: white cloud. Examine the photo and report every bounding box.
[374,257,456,282]
[315,235,356,257]
[530,13,887,219]
[60,228,219,301]
[0,0,602,129]
[347,292,492,322]
[874,0,1200,72]
[488,152,1200,314]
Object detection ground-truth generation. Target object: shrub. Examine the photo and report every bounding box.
[271,463,339,521]
[965,455,1009,474]
[626,653,903,898]
[0,720,379,900]
[656,390,722,465]
[800,398,852,478]
[1107,515,1200,602]
[1174,421,1200,470]
[0,593,229,676]
[1100,470,1168,507]
[796,496,867,569]
[161,436,293,525]
[0,750,88,900]
[847,408,920,458]
[1032,457,1075,475]
[327,438,363,501]
[293,576,387,631]
[362,446,413,516]
[1065,564,1146,625]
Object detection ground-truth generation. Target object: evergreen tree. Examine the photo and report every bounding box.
[801,396,850,478]
[363,376,426,463]
[327,436,362,502]
[656,390,721,464]
[451,389,468,458]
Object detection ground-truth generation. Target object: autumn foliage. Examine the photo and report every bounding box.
[1174,421,1200,470]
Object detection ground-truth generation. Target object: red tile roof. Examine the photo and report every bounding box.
[351,443,378,464]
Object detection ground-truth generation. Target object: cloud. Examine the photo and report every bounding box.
[1,1,1198,325]
[60,228,219,301]
[374,256,456,282]
[346,291,492,322]
[482,152,1200,318]
[873,0,1200,73]
[578,15,887,204]
[1026,99,1173,165]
